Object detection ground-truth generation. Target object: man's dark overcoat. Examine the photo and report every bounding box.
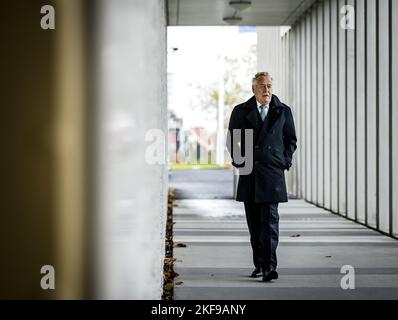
[227,95,297,203]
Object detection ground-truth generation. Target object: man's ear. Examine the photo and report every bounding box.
[252,86,255,93]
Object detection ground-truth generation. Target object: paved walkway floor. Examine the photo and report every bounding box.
[172,198,398,300]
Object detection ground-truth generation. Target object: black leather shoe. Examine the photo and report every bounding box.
[262,270,278,282]
[250,267,262,278]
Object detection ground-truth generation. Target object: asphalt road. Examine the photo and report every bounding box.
[169,168,235,200]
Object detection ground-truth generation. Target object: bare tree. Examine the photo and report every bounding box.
[189,44,257,124]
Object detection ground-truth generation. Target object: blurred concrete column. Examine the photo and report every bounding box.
[93,0,168,299]
[0,0,168,299]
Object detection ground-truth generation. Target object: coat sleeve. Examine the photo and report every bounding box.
[283,107,297,170]
[226,107,245,168]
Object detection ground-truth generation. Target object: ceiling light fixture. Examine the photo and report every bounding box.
[222,16,243,25]
[229,0,251,11]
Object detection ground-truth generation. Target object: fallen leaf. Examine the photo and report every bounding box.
[174,243,187,248]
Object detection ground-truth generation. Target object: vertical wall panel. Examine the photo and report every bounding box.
[306,15,312,200]
[290,28,295,195]
[331,0,339,212]
[294,27,301,197]
[257,28,283,91]
[317,2,325,207]
[311,9,318,203]
[284,32,294,195]
[289,29,298,196]
[392,0,398,236]
[301,20,307,199]
[346,0,356,219]
[338,0,347,215]
[286,32,295,194]
[281,34,286,100]
[324,0,331,209]
[356,0,366,223]
[378,0,390,233]
[366,0,377,228]
[296,23,303,198]
[96,0,168,299]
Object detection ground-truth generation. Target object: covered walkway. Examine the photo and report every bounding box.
[171,169,398,299]
[173,198,398,300]
[3,0,398,299]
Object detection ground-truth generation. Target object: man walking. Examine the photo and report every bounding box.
[226,72,297,281]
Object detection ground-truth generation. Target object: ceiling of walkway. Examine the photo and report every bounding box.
[167,0,318,26]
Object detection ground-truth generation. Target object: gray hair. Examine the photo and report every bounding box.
[252,72,273,86]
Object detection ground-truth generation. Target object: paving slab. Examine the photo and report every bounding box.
[170,169,398,300]
[173,199,398,300]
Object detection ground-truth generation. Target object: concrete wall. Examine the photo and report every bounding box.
[276,0,398,237]
[93,0,168,299]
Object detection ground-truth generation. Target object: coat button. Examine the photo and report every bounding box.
[254,145,259,149]
[255,161,259,164]
[267,146,271,150]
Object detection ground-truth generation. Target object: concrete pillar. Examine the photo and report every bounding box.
[290,28,299,196]
[284,31,294,195]
[378,0,390,233]
[257,27,282,92]
[296,24,302,198]
[390,1,398,236]
[317,2,325,207]
[338,0,347,215]
[94,0,167,299]
[330,0,339,213]
[311,9,318,204]
[281,33,286,102]
[356,0,366,223]
[366,0,377,228]
[346,0,356,220]
[294,25,303,198]
[299,20,306,199]
[306,15,312,201]
[324,0,332,209]
[392,0,398,236]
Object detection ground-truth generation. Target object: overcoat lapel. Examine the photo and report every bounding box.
[245,108,260,129]
[244,96,260,129]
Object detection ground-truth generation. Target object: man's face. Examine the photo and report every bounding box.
[252,75,273,105]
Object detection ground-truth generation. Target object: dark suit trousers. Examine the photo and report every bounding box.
[244,202,279,272]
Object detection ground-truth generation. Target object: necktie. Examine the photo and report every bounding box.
[260,105,268,121]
